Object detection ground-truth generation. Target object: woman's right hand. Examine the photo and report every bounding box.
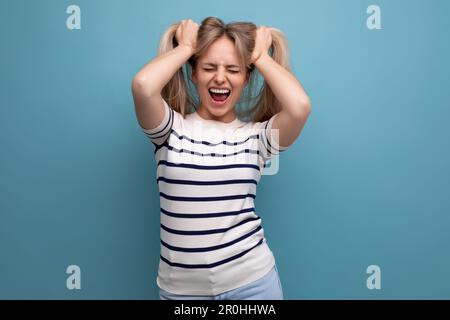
[175,19,199,52]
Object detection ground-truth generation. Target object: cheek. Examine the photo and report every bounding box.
[193,76,206,92]
[231,78,247,92]
[196,75,210,89]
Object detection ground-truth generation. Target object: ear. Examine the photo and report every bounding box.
[244,71,250,86]
[192,68,197,85]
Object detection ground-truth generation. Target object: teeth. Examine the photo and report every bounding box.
[209,88,230,94]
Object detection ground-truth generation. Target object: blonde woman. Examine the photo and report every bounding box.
[132,17,311,300]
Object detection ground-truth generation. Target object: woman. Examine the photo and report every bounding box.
[132,17,311,300]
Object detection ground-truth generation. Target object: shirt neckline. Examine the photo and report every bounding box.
[190,110,242,128]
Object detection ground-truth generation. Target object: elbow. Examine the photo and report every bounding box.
[132,75,155,97]
[132,75,143,90]
[292,98,311,120]
[132,74,147,90]
[302,98,312,115]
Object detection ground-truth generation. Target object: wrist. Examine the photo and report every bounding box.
[254,53,270,66]
[178,43,194,55]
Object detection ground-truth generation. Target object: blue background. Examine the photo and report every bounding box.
[1,0,449,299]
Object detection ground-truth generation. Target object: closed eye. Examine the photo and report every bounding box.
[203,68,239,74]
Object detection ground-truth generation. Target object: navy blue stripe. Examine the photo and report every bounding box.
[143,107,173,139]
[161,217,261,235]
[171,129,259,147]
[261,120,275,156]
[162,143,259,157]
[161,226,262,252]
[160,238,264,269]
[152,128,260,155]
[264,118,284,154]
[154,141,165,154]
[157,177,257,186]
[161,207,256,218]
[157,160,260,171]
[258,120,272,158]
[153,129,258,152]
[160,192,255,202]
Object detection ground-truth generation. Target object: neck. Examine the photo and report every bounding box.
[196,105,237,123]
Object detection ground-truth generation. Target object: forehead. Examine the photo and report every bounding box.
[198,36,240,66]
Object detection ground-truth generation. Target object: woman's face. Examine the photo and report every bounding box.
[192,35,249,123]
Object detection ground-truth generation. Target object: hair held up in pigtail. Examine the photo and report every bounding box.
[157,23,195,117]
[157,17,293,122]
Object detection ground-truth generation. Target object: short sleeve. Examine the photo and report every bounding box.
[141,99,179,146]
[256,113,289,162]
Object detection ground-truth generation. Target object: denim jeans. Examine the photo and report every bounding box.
[159,264,284,300]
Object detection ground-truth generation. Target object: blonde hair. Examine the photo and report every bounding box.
[158,16,292,122]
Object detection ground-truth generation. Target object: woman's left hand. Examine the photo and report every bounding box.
[251,26,273,64]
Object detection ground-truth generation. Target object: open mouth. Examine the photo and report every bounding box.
[208,88,231,105]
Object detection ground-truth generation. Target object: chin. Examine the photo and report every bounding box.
[203,99,234,115]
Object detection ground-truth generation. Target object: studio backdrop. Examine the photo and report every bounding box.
[1,0,450,299]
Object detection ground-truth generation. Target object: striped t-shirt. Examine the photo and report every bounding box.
[141,99,288,295]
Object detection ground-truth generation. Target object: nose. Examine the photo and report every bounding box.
[214,67,226,84]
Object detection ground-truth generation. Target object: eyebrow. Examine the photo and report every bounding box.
[202,63,241,68]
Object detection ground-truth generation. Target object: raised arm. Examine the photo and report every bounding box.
[131,19,198,130]
[252,26,311,149]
